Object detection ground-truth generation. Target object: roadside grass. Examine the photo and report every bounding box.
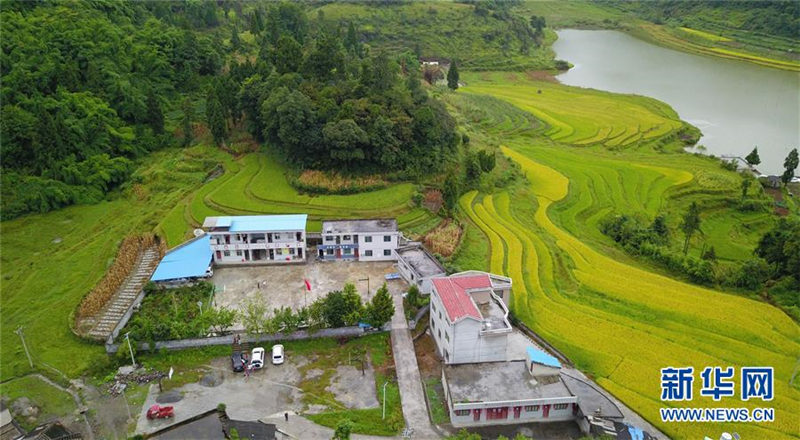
[0,376,78,431]
[446,78,800,439]
[423,378,449,425]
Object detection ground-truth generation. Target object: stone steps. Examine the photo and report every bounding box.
[86,246,161,341]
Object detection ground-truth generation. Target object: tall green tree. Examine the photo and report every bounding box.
[443,173,461,212]
[741,178,752,200]
[181,98,195,147]
[365,283,395,327]
[745,147,761,166]
[272,35,303,74]
[447,61,460,90]
[230,24,241,51]
[206,89,227,146]
[781,148,798,185]
[680,202,702,255]
[145,90,164,134]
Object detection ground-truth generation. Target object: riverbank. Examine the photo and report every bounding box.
[553,29,799,176]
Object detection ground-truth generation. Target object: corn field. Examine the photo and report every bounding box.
[77,234,165,319]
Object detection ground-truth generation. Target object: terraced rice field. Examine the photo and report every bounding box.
[158,153,430,247]
[454,78,800,439]
[462,72,685,149]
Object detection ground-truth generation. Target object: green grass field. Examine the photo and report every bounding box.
[0,146,429,382]
[449,74,800,440]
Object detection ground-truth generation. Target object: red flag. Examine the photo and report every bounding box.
[304,279,311,291]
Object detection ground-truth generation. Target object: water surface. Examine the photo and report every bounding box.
[553,29,800,175]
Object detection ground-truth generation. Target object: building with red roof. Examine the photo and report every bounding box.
[429,271,513,364]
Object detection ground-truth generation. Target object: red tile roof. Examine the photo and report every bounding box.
[432,274,491,322]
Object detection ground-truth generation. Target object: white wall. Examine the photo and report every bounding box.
[211,230,305,265]
[429,289,509,365]
[357,232,398,261]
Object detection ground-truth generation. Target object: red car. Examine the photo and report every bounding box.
[147,404,174,419]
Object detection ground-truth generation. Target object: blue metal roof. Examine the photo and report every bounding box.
[526,346,561,368]
[151,235,212,282]
[213,215,307,232]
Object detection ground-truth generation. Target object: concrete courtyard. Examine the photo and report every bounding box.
[211,260,408,325]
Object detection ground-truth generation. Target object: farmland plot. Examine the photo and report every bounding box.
[453,77,800,439]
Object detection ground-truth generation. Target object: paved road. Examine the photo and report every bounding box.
[389,290,440,439]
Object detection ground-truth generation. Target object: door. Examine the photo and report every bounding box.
[473,409,481,422]
[354,248,359,258]
[542,404,551,418]
[513,406,521,419]
[336,248,341,258]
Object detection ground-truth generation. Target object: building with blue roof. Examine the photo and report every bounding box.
[527,346,562,370]
[202,215,308,265]
[151,235,213,283]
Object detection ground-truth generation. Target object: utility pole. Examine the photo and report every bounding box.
[125,332,136,367]
[359,276,370,298]
[15,327,33,368]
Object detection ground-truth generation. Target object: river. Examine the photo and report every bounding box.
[553,29,800,175]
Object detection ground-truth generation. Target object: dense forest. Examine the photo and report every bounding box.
[1,1,221,219]
[0,0,457,220]
[608,0,800,39]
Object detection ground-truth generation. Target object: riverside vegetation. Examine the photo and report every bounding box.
[1,1,798,439]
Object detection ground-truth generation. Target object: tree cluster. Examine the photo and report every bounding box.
[240,282,395,335]
[1,1,222,219]
[206,2,458,175]
[617,0,799,39]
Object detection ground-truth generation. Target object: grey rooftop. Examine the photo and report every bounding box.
[321,218,398,234]
[396,244,446,277]
[444,360,574,403]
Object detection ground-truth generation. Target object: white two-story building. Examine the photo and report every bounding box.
[203,215,307,265]
[429,271,513,364]
[318,219,399,262]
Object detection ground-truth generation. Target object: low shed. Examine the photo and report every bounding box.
[151,235,213,284]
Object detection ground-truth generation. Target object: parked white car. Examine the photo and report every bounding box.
[251,347,265,369]
[272,344,285,365]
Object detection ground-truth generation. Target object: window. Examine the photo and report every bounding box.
[236,250,242,256]
[524,405,540,412]
[343,235,351,240]
[364,250,373,257]
[223,250,230,257]
[364,235,372,242]
[343,248,352,255]
[554,404,569,410]
[383,249,391,256]
[438,330,442,339]
[445,332,450,342]
[439,311,442,320]
[383,235,391,242]
[326,249,334,255]
[325,236,334,241]
[274,233,281,240]
[454,410,470,416]
[430,320,435,330]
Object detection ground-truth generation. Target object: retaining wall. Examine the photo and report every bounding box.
[105,326,378,354]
